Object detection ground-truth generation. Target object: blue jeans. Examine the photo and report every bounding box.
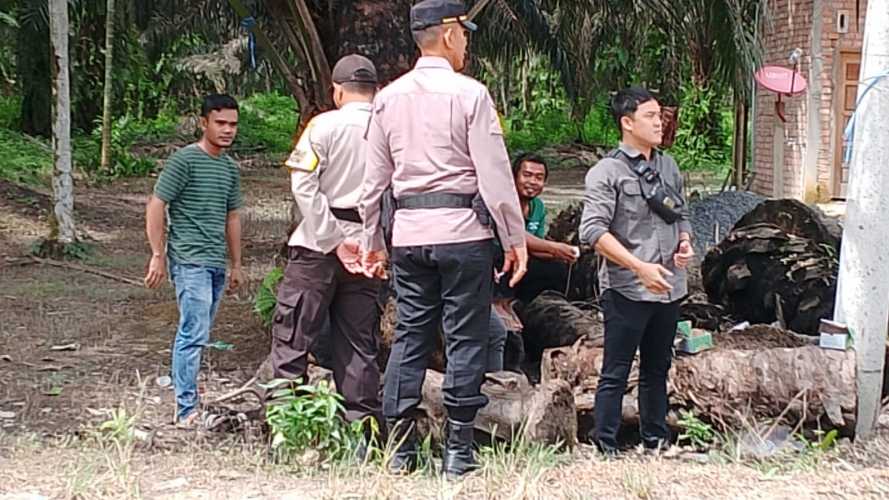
[169,260,226,420]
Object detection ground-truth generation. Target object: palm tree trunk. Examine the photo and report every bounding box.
[99,0,116,172]
[49,0,76,243]
[227,0,316,129]
[521,52,530,114]
[287,0,332,108]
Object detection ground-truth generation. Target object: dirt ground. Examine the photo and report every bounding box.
[1,161,888,499]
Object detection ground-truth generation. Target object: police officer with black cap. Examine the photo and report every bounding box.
[357,0,528,478]
[270,54,384,434]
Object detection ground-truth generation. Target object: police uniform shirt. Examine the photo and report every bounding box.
[359,56,526,252]
[285,102,372,253]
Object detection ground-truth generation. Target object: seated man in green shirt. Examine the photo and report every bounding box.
[489,154,579,371]
[513,154,579,301]
[513,153,578,262]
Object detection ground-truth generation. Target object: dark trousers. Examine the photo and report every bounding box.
[514,257,569,304]
[384,240,493,422]
[271,247,382,423]
[594,290,680,450]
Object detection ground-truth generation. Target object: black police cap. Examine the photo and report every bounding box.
[410,0,478,32]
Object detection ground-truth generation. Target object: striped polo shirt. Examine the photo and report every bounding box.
[154,144,243,268]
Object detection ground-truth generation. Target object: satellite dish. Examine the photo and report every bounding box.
[755,65,808,95]
[755,65,808,122]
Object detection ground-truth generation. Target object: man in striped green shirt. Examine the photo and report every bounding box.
[144,94,244,426]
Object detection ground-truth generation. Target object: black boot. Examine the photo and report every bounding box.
[442,419,479,479]
[386,418,418,474]
[354,418,381,463]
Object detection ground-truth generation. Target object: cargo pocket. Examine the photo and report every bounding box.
[271,296,301,344]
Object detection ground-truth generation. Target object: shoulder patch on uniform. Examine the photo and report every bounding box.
[285,121,319,173]
[492,110,505,135]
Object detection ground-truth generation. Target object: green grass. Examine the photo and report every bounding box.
[0,91,299,184]
[0,128,52,185]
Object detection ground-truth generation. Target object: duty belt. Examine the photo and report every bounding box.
[394,192,475,210]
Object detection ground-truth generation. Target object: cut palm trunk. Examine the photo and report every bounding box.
[703,223,838,335]
[545,326,867,433]
[419,370,577,446]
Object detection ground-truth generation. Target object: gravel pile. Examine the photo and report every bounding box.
[689,190,766,259]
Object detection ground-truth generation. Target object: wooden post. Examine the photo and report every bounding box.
[833,0,889,440]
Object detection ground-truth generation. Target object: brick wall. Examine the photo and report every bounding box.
[752,0,867,199]
[752,0,814,198]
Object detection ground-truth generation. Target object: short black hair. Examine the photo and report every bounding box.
[512,153,548,180]
[201,94,239,117]
[340,81,377,98]
[611,86,657,132]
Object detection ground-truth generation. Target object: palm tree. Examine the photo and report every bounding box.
[15,0,766,141]
[48,0,76,249]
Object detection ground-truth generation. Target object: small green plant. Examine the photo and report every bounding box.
[802,428,838,454]
[677,409,715,449]
[264,379,369,464]
[254,267,284,327]
[99,406,137,445]
[30,239,94,261]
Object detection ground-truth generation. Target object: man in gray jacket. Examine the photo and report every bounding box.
[579,86,694,455]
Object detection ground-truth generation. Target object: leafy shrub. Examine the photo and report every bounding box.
[254,266,284,327]
[235,92,297,156]
[265,379,370,463]
[0,95,19,129]
[504,95,619,153]
[669,82,733,173]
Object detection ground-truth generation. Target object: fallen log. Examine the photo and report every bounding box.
[519,291,604,366]
[419,370,577,446]
[544,325,862,432]
[670,345,855,429]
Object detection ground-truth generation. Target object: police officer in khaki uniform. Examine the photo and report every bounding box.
[270,55,383,429]
[358,0,528,478]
